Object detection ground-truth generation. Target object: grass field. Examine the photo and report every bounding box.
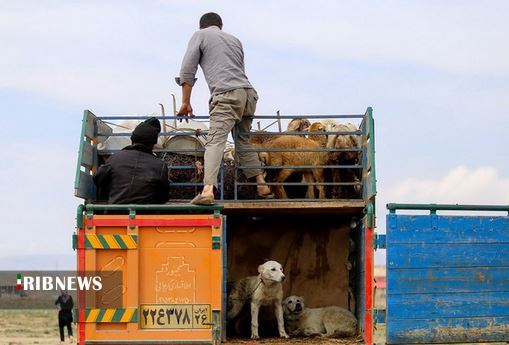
[0,309,74,345]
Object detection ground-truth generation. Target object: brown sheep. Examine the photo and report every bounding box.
[326,122,362,198]
[258,122,328,199]
[248,118,311,146]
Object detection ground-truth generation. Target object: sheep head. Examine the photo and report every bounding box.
[287,118,311,132]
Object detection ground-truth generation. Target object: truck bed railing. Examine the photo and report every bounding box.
[74,108,376,204]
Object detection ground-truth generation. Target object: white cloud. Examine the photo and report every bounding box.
[374,165,509,263]
[383,166,509,205]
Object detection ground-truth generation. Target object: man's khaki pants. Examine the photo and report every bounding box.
[204,88,263,187]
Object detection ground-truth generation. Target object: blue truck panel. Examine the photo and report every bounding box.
[388,243,509,268]
[388,267,509,294]
[388,317,509,343]
[386,213,509,344]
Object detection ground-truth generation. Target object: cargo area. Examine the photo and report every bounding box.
[225,212,362,339]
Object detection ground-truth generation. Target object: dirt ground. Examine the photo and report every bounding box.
[0,310,378,345]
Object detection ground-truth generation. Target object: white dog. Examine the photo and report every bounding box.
[228,260,289,339]
[282,296,357,338]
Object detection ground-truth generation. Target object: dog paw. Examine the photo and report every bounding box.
[251,334,260,339]
[280,333,290,338]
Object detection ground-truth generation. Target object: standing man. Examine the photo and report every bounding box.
[176,12,272,205]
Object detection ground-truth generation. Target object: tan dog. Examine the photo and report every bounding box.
[228,261,289,339]
[282,296,357,338]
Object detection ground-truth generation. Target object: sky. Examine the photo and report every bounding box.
[0,0,508,268]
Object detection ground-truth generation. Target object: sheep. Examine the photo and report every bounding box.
[258,122,328,199]
[325,122,362,198]
[248,118,311,146]
[287,118,311,132]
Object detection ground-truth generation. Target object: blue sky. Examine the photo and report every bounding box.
[1,1,508,267]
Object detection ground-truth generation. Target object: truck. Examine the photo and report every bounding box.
[74,108,509,344]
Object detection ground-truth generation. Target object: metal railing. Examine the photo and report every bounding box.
[74,108,376,204]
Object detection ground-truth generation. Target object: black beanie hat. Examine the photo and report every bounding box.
[143,117,162,132]
[131,117,161,145]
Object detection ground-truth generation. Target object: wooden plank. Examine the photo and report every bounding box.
[388,267,509,294]
[220,200,365,216]
[76,170,95,200]
[387,291,509,319]
[387,316,509,344]
[388,243,509,268]
[81,140,95,169]
[387,215,509,244]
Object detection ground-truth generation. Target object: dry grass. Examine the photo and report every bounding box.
[0,309,74,345]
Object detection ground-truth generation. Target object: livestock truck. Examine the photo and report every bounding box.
[74,108,509,344]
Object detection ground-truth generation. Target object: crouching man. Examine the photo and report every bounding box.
[93,118,170,204]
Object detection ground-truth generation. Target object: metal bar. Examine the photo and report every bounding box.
[97,114,365,120]
[99,149,206,154]
[220,159,225,200]
[243,130,362,136]
[85,204,223,211]
[364,221,375,345]
[387,203,509,212]
[98,131,209,137]
[85,218,221,227]
[239,165,363,169]
[221,198,364,202]
[167,166,203,169]
[100,130,361,137]
[233,125,238,201]
[366,107,377,199]
[236,182,361,186]
[236,148,362,152]
[98,115,211,120]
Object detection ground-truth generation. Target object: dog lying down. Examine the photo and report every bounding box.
[283,296,357,338]
[228,260,289,339]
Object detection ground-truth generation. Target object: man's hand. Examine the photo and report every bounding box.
[177,83,194,122]
[177,102,193,122]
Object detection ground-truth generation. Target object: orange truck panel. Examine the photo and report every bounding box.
[78,214,223,344]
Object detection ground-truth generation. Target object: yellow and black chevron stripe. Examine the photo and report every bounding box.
[84,308,138,323]
[84,234,137,249]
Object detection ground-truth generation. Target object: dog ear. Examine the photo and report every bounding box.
[300,296,305,303]
[258,265,263,274]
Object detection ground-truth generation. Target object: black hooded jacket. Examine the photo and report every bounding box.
[93,144,170,204]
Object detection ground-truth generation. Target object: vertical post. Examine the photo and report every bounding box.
[276,110,282,132]
[76,205,86,344]
[171,94,178,129]
[367,107,376,199]
[221,215,228,342]
[220,159,224,201]
[233,126,238,200]
[364,202,375,345]
[361,115,368,201]
[159,103,167,148]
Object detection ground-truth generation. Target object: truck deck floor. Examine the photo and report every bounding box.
[168,199,365,215]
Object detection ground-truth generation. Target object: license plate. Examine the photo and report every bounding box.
[139,304,211,329]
